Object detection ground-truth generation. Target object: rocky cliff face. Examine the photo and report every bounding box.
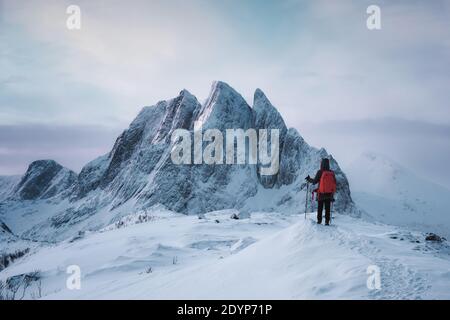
[148,82,259,214]
[0,81,357,240]
[12,160,77,200]
[253,88,287,188]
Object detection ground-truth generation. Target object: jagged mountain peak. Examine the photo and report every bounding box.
[253,88,287,134]
[13,159,77,200]
[179,88,194,98]
[79,89,202,198]
[253,88,269,104]
[252,88,288,188]
[132,102,167,127]
[211,80,241,95]
[196,81,253,130]
[287,127,304,140]
[131,89,199,131]
[29,159,60,170]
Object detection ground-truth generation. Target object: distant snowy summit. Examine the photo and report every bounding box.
[0,81,356,241]
[347,152,450,238]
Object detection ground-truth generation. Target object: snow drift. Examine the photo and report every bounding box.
[2,210,449,299]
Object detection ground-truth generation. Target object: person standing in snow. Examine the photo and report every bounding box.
[305,158,337,225]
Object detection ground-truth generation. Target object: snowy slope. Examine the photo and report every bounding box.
[1,209,449,300]
[347,152,450,238]
[0,175,20,201]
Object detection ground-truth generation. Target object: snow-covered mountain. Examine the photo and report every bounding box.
[347,152,450,238]
[0,81,355,242]
[2,83,450,300]
[12,160,77,201]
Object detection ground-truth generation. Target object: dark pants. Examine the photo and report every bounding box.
[317,199,331,224]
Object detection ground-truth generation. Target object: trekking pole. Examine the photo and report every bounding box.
[330,199,334,224]
[304,182,309,220]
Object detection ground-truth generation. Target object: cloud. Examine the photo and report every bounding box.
[0,124,121,174]
[1,0,243,125]
[2,0,450,125]
[265,0,450,125]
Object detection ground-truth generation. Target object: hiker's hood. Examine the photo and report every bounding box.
[320,158,330,171]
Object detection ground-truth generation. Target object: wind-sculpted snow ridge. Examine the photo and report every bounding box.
[2,211,450,299]
[0,81,356,241]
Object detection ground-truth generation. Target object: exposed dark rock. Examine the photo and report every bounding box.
[13,160,77,200]
[425,233,446,242]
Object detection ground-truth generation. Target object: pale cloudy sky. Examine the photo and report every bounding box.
[1,0,450,188]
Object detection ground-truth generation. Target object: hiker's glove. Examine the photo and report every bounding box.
[305,175,310,182]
